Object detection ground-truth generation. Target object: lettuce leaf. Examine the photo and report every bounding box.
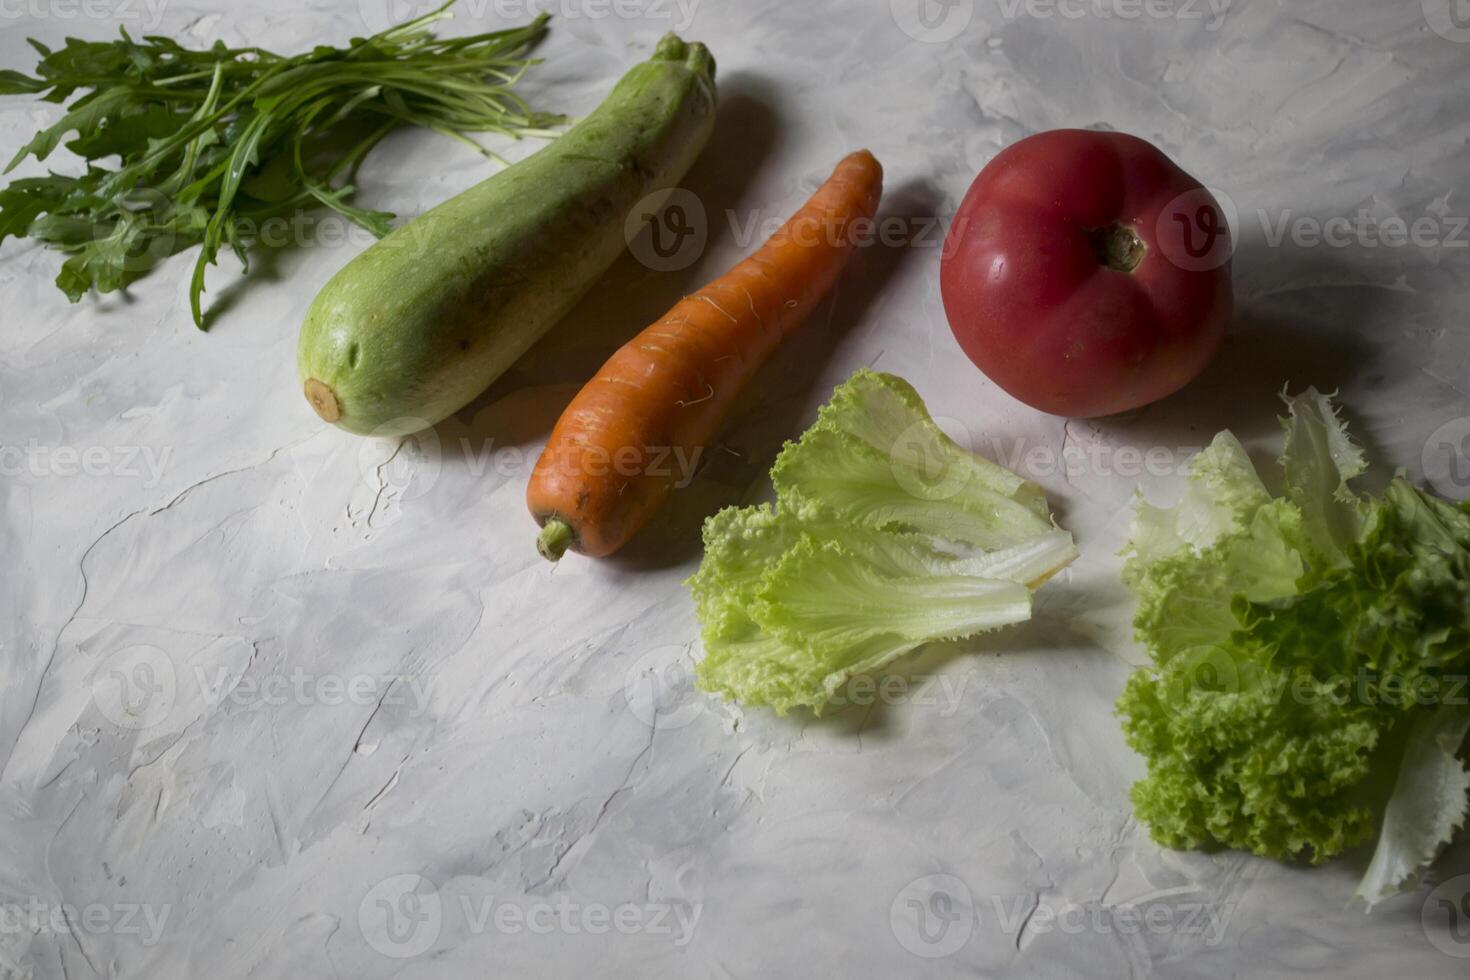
[1356,709,1470,907]
[1117,388,1470,905]
[691,369,1075,714]
[811,367,1049,516]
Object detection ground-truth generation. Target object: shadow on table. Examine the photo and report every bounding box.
[761,606,1099,740]
[1077,228,1396,485]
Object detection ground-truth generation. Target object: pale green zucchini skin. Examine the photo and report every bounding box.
[298,35,716,436]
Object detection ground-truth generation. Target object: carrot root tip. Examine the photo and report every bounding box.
[537,518,575,562]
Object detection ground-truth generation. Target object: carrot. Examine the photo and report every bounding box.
[528,149,884,560]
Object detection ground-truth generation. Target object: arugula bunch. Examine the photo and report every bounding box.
[0,2,562,327]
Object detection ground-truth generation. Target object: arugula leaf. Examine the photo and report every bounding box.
[0,176,76,243]
[5,88,137,171]
[0,1,563,328]
[65,103,188,160]
[0,70,49,95]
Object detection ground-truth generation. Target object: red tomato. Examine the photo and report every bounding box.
[940,129,1233,418]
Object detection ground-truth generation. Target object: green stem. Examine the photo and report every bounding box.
[536,519,575,562]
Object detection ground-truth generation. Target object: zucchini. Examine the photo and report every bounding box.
[298,35,716,435]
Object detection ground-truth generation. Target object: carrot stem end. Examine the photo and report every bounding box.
[537,518,574,561]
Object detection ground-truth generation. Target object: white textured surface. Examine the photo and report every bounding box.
[2,0,1469,976]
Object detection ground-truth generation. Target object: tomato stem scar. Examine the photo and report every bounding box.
[1089,222,1146,273]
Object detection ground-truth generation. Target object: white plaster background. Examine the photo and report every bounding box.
[1,0,1469,976]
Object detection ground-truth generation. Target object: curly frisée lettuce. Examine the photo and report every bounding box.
[688,369,1075,714]
[1117,389,1470,907]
